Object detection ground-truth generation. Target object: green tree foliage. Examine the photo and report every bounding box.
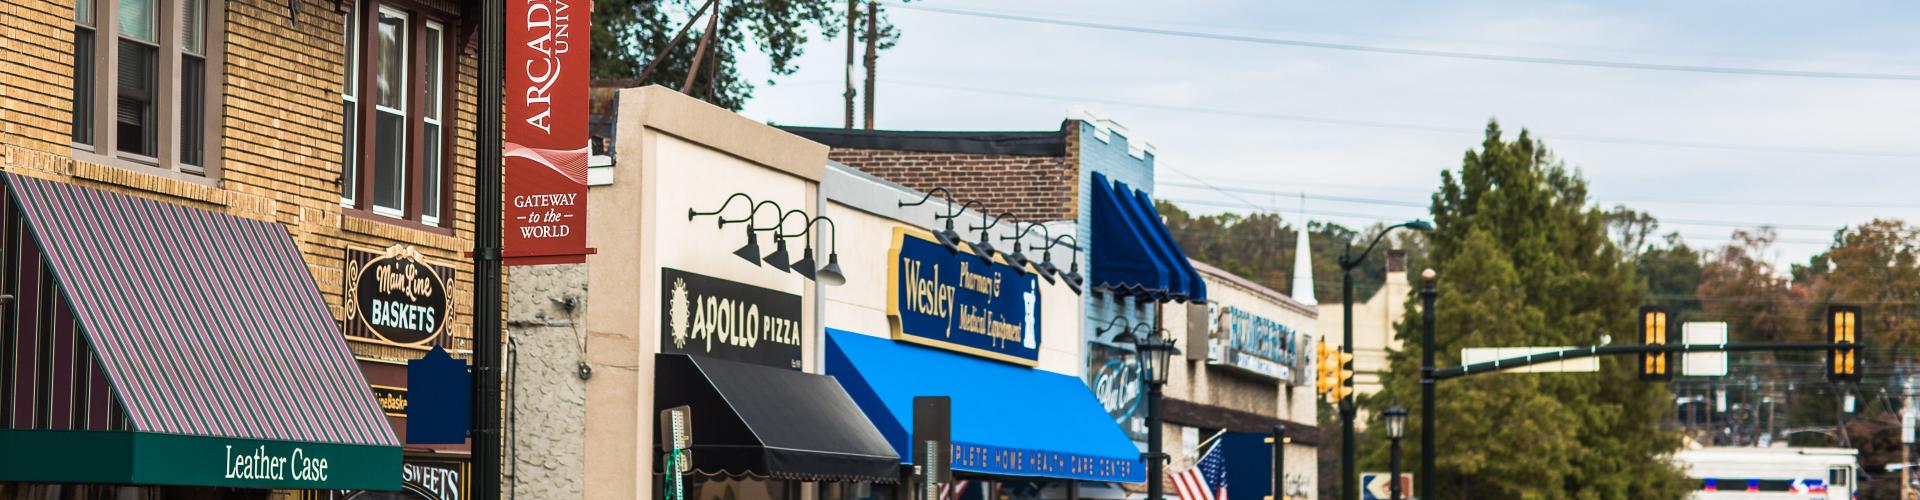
[592,0,904,110]
[1157,202,1427,302]
[1637,233,1704,318]
[1364,122,1688,499]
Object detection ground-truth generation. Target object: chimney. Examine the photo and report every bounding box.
[1386,249,1408,274]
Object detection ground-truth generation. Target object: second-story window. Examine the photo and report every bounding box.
[341,0,454,227]
[71,0,218,176]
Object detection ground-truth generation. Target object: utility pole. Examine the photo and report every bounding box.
[843,0,855,128]
[862,0,877,130]
[474,0,504,495]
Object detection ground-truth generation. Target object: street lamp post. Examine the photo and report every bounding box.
[1384,406,1408,500]
[1119,326,1180,500]
[1419,269,1436,500]
[1339,220,1430,500]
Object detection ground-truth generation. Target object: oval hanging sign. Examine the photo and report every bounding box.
[346,245,451,346]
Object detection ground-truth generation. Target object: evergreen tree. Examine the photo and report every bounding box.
[1362,122,1688,499]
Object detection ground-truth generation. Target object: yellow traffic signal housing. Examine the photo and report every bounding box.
[1829,305,1862,383]
[1638,306,1672,381]
[1329,352,1356,402]
[1315,339,1337,395]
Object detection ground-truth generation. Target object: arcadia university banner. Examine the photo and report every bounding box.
[505,0,591,265]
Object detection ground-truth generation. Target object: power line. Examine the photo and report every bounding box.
[885,79,1920,159]
[1157,181,1846,232]
[1155,176,1920,210]
[889,3,1920,82]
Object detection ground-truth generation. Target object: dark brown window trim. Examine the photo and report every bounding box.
[341,206,456,236]
[341,0,459,228]
[70,0,225,180]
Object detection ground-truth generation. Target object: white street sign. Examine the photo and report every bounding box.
[1682,322,1729,376]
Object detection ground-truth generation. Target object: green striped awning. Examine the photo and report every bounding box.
[0,173,400,490]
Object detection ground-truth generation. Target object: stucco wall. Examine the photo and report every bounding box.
[507,264,589,499]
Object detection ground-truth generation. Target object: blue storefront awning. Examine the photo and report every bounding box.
[825,330,1146,483]
[1088,172,1207,303]
[1130,188,1207,303]
[1089,172,1168,299]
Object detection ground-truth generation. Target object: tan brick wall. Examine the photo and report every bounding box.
[0,0,483,359]
[827,124,1081,222]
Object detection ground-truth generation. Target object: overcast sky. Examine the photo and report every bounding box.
[732,0,1920,269]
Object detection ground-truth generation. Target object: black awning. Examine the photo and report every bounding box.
[655,354,900,483]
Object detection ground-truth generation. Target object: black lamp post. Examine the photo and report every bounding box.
[1384,406,1408,500]
[1338,219,1430,500]
[1113,323,1180,500]
[1418,269,1436,500]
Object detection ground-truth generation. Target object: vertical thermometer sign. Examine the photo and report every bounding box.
[504,0,592,265]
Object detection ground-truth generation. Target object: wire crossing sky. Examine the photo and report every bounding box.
[735,0,1920,267]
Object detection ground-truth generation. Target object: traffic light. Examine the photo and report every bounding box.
[1638,306,1672,381]
[1328,351,1355,403]
[1828,305,1862,383]
[1315,339,1337,396]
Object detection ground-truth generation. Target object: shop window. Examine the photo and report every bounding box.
[341,0,454,228]
[71,0,218,176]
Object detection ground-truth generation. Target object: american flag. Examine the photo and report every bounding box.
[938,480,972,500]
[1170,440,1228,500]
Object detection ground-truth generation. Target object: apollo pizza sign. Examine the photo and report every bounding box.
[505,0,592,265]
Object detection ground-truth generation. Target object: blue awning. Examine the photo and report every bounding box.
[1089,172,1168,298]
[1089,172,1206,303]
[1130,188,1207,303]
[825,330,1146,483]
[1110,179,1185,299]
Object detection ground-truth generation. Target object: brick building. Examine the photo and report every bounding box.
[1,0,481,496]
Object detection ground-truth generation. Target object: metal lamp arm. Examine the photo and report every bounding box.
[810,216,839,254]
[1096,316,1133,336]
[1343,222,1410,269]
[723,200,782,228]
[898,187,960,209]
[969,211,1017,232]
[688,193,754,226]
[772,209,811,238]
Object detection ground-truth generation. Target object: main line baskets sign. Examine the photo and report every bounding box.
[345,246,454,347]
[504,0,592,265]
[886,227,1042,366]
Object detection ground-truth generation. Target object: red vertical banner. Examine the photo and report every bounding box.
[504,0,593,265]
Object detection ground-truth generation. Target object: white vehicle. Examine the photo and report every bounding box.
[1674,447,1857,499]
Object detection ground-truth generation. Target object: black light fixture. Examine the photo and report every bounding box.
[731,223,762,266]
[761,210,807,273]
[1385,405,1409,500]
[899,187,969,255]
[1385,405,1408,439]
[781,214,845,286]
[720,200,782,267]
[1002,221,1059,277]
[1034,234,1085,295]
[968,209,1014,264]
[1131,327,1180,386]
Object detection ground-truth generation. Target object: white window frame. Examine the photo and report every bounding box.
[369,5,408,219]
[419,20,444,226]
[339,0,360,208]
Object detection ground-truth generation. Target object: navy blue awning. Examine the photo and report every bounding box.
[1089,172,1169,298]
[825,330,1146,483]
[1130,188,1206,303]
[1088,172,1206,303]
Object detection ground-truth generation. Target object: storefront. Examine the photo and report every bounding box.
[0,174,401,497]
[820,163,1143,500]
[506,85,901,500]
[1158,261,1322,500]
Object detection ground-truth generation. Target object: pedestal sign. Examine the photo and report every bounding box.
[661,406,693,500]
[504,0,592,265]
[915,396,951,500]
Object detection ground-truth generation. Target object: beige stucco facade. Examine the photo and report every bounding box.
[1159,260,1321,500]
[505,85,830,500]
